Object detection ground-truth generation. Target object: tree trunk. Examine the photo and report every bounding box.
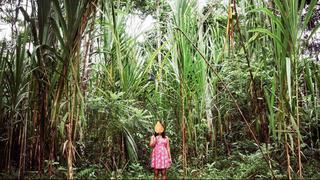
[295,56,302,178]
[19,113,27,180]
[285,138,292,180]
[180,82,187,176]
[156,0,161,93]
[6,112,13,174]
[48,126,57,177]
[38,82,48,176]
[66,122,73,180]
[81,10,96,96]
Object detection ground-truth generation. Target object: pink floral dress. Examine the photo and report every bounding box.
[151,136,171,169]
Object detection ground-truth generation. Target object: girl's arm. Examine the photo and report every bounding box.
[167,137,171,161]
[149,135,156,147]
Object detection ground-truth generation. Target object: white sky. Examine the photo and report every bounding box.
[0,0,217,42]
[125,13,156,42]
[1,0,318,44]
[0,0,31,40]
[125,0,215,42]
[0,23,11,40]
[0,0,213,41]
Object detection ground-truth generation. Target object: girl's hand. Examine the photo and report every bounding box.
[149,135,156,147]
[151,135,156,142]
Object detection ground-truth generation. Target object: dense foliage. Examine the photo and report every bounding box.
[0,0,320,179]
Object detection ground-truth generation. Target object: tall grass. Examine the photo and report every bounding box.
[0,0,319,179]
[249,0,318,178]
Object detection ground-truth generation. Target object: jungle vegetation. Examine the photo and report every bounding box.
[0,0,320,179]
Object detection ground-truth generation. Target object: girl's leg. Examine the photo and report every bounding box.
[160,169,166,180]
[154,169,159,180]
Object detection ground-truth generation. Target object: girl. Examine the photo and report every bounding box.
[149,121,171,180]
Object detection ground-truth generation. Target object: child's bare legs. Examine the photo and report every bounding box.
[161,169,166,180]
[154,169,159,180]
[154,169,167,180]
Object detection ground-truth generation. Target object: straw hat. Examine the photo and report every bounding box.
[154,121,164,134]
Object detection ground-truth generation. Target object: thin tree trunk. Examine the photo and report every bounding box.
[81,10,96,95]
[48,126,56,177]
[66,122,73,180]
[38,83,48,176]
[296,126,302,178]
[156,0,161,94]
[285,138,292,180]
[6,111,13,173]
[156,0,161,65]
[67,52,79,180]
[295,56,302,178]
[205,83,213,139]
[19,112,27,180]
[180,82,187,176]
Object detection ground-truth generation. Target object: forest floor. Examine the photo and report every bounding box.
[1,140,320,179]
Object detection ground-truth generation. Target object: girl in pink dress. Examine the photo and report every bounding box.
[150,121,171,180]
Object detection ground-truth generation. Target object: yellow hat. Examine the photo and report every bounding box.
[154,121,164,134]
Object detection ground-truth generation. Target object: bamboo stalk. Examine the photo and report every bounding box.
[7,111,13,174]
[180,81,187,176]
[295,50,302,179]
[19,112,27,180]
[285,139,292,180]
